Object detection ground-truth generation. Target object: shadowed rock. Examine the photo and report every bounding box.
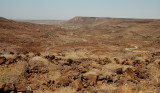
[0,57,6,65]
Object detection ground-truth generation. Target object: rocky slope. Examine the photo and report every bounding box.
[0,17,160,93]
[0,51,160,93]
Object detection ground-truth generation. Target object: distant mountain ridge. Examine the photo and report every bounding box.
[0,17,59,30]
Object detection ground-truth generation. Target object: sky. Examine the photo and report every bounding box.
[0,0,160,20]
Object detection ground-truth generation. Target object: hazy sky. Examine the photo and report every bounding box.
[0,0,160,20]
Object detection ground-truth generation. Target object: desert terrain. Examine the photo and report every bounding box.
[0,16,160,93]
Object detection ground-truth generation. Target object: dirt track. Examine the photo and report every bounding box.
[125,45,149,53]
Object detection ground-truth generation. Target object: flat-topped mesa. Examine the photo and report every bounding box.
[64,16,110,26]
[63,16,158,26]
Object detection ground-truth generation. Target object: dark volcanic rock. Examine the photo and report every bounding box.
[115,68,123,74]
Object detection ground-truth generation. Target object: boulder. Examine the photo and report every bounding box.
[71,79,83,91]
[114,58,120,64]
[0,82,6,89]
[49,71,62,82]
[45,55,55,61]
[0,57,6,65]
[9,52,14,55]
[152,52,160,57]
[5,57,16,65]
[98,58,112,65]
[15,84,26,92]
[54,75,71,89]
[98,61,106,65]
[121,59,130,65]
[97,74,105,81]
[66,58,74,66]
[26,86,33,93]
[83,72,98,86]
[28,73,50,90]
[125,68,134,74]
[4,83,15,92]
[134,68,149,79]
[15,78,27,92]
[50,55,55,60]
[97,81,103,86]
[132,60,141,66]
[106,75,113,83]
[115,68,123,74]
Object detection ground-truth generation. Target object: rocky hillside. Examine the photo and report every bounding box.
[0,17,160,93]
[0,17,59,30]
[0,51,160,93]
[0,17,64,53]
